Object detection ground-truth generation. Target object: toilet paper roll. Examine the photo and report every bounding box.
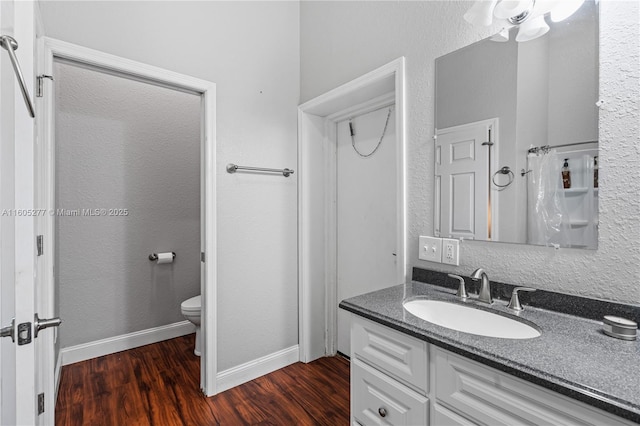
[156,252,174,264]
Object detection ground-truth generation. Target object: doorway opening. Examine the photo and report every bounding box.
[298,58,406,362]
[36,39,217,420]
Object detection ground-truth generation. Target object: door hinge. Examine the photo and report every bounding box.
[37,235,44,256]
[200,252,205,263]
[36,74,54,98]
[38,393,45,415]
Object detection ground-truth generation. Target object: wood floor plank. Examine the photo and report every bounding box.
[55,364,84,410]
[55,402,84,426]
[268,357,350,425]
[56,334,350,425]
[250,376,319,425]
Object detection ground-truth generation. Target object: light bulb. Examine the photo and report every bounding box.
[550,0,585,22]
[464,0,499,26]
[515,15,550,41]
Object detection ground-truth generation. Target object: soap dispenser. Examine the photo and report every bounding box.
[562,158,571,189]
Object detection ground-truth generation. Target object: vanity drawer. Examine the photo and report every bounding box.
[352,358,429,426]
[434,348,634,426]
[433,403,477,426]
[352,315,428,394]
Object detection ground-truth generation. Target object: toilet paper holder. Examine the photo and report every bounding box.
[148,252,176,261]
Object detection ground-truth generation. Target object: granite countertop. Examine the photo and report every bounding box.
[339,281,640,423]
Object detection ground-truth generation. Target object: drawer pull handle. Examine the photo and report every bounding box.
[378,407,387,418]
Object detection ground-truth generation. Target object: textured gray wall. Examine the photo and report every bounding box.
[301,1,639,303]
[55,62,201,348]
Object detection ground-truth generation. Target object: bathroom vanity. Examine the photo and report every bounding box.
[340,276,640,425]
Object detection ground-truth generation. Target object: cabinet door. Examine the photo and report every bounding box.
[352,315,428,394]
[434,348,633,426]
[352,358,428,426]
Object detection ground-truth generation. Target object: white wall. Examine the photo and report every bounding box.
[515,34,550,244]
[546,3,599,146]
[301,0,640,303]
[40,1,300,370]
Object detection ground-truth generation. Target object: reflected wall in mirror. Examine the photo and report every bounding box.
[434,0,599,249]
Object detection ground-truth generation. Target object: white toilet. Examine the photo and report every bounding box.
[181,295,201,356]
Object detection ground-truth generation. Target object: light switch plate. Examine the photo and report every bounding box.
[419,236,442,263]
[442,238,460,266]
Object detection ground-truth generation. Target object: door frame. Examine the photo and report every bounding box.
[1,1,38,423]
[37,37,219,396]
[297,58,406,362]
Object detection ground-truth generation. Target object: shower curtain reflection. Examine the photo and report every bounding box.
[526,150,571,247]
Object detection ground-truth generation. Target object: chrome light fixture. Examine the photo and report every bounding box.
[463,0,586,42]
[493,0,533,23]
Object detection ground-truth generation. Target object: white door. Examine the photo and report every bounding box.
[435,120,495,241]
[336,106,398,356]
[0,1,42,424]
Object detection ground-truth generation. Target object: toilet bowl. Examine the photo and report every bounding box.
[181,295,201,356]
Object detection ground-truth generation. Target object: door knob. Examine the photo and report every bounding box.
[34,314,61,338]
[1,319,15,342]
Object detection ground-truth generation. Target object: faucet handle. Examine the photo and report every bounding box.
[507,287,536,311]
[448,274,468,299]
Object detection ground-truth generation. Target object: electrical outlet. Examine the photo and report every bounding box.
[442,238,460,266]
[419,236,442,263]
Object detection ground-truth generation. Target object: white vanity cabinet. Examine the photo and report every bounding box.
[352,359,428,425]
[350,315,635,426]
[351,314,429,425]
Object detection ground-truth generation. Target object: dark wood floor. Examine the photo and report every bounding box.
[56,334,350,425]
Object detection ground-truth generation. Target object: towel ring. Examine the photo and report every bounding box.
[492,166,514,188]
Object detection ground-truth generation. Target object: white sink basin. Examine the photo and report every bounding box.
[403,299,541,339]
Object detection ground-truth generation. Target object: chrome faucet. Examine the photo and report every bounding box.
[471,268,492,304]
[448,274,468,299]
[507,287,537,311]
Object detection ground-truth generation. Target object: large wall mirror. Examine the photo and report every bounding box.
[434,0,599,249]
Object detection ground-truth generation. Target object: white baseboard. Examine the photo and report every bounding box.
[60,321,195,366]
[216,345,299,393]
